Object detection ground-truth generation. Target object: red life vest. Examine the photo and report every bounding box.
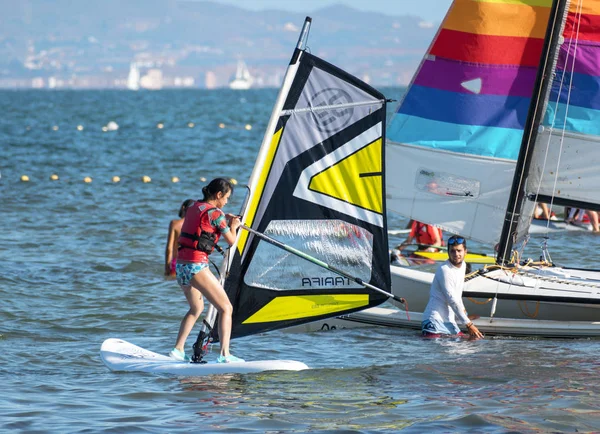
[178,202,220,258]
[412,221,441,247]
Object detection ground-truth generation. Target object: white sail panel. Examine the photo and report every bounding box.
[387,142,515,245]
[528,129,600,206]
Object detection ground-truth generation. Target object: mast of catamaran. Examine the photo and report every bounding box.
[496,0,570,265]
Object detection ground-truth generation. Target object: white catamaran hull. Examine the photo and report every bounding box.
[529,219,592,234]
[386,265,600,336]
[311,307,600,338]
[284,305,600,338]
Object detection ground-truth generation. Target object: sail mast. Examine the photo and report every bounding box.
[496,0,570,265]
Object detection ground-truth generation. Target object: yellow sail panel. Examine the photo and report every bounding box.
[238,127,284,254]
[242,294,369,323]
[309,138,383,214]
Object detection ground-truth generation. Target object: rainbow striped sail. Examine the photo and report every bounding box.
[386,0,555,245]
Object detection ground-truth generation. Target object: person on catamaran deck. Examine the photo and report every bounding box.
[170,178,243,363]
[391,220,443,265]
[565,207,600,232]
[533,203,556,221]
[421,235,483,340]
[397,220,443,252]
[164,199,194,276]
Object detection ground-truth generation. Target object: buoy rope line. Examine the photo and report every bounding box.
[24,122,254,132]
[11,175,238,185]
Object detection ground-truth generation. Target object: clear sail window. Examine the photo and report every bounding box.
[416,168,480,198]
[244,219,373,290]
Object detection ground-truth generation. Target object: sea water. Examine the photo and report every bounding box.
[1,89,599,433]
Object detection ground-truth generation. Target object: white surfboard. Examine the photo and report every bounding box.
[100,338,309,376]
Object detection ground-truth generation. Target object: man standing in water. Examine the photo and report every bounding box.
[421,235,484,339]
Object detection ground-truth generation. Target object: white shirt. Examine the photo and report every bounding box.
[423,260,470,326]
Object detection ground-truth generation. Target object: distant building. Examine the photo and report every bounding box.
[205,71,217,89]
[31,77,45,88]
[140,69,162,90]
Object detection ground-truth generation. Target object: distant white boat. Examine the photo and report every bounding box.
[127,63,140,91]
[229,60,253,90]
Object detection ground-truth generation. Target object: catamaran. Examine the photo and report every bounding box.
[379,0,600,337]
[101,17,398,374]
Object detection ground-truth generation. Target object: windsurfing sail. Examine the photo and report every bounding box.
[386,0,556,246]
[218,17,390,339]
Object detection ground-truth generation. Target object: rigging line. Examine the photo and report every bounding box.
[239,223,406,304]
[518,300,540,318]
[280,99,385,116]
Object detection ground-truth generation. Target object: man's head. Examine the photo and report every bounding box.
[447,235,467,267]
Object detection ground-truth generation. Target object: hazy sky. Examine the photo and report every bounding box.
[211,0,453,23]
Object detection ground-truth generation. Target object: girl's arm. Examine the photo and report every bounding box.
[165,220,176,275]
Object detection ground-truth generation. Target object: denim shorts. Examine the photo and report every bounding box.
[176,262,209,286]
[421,318,461,336]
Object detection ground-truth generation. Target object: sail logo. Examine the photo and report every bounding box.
[301,276,352,287]
[310,88,354,133]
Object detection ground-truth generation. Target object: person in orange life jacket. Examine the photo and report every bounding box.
[164,199,194,277]
[397,220,443,252]
[169,178,243,363]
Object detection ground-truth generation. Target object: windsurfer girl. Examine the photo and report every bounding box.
[170,177,244,363]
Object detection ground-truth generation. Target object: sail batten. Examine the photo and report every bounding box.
[281,99,384,115]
